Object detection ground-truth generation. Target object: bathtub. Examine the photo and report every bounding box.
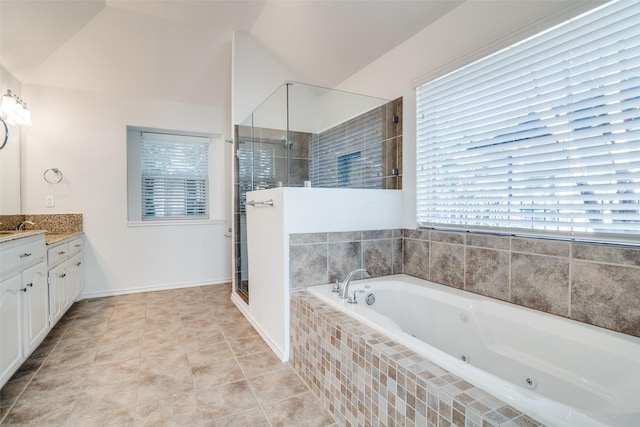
[307,274,640,427]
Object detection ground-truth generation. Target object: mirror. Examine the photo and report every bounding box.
[0,66,23,215]
[0,122,20,214]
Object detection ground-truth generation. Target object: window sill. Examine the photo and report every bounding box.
[126,219,226,227]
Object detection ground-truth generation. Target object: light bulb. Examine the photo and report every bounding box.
[0,92,16,117]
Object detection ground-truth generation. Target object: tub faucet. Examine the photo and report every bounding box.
[18,221,35,230]
[338,268,369,300]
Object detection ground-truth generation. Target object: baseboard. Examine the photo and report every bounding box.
[231,292,287,362]
[81,277,232,299]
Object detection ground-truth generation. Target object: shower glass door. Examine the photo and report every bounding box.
[233,82,396,301]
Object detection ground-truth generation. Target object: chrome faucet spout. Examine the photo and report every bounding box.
[338,268,369,299]
[18,220,35,230]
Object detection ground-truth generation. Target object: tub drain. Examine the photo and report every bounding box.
[524,376,537,390]
[460,354,470,363]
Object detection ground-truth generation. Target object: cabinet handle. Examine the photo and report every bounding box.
[20,287,27,292]
[59,273,66,278]
[74,244,81,248]
[27,282,33,287]
[20,253,32,258]
[58,251,66,255]
[76,262,82,266]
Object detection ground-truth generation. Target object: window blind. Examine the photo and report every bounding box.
[237,142,275,213]
[141,133,209,220]
[416,0,640,239]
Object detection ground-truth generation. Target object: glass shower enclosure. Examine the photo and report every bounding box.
[233,82,402,300]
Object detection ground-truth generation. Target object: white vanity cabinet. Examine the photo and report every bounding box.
[0,234,47,388]
[47,236,83,327]
[21,261,49,356]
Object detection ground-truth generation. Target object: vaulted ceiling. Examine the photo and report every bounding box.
[0,1,601,109]
[0,0,463,107]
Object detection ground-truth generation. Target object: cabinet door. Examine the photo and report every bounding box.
[68,253,84,302]
[0,274,23,388]
[22,261,49,356]
[48,264,66,327]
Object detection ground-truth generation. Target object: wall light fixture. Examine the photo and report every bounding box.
[0,89,32,150]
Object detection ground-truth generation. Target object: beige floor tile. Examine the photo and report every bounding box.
[93,337,143,365]
[68,379,138,421]
[2,396,75,426]
[227,334,271,357]
[135,393,203,427]
[181,328,226,350]
[85,358,141,385]
[25,371,85,401]
[97,326,144,347]
[262,391,335,427]
[192,358,244,390]
[196,380,259,422]
[65,411,135,427]
[38,352,95,377]
[106,316,145,333]
[203,408,270,427]
[220,320,261,338]
[186,343,235,369]
[248,368,309,404]
[0,379,26,403]
[137,373,194,404]
[237,350,288,378]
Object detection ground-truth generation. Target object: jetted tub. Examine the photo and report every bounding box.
[307,274,640,427]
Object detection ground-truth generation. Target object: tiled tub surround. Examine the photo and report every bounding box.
[402,229,640,337]
[291,292,542,427]
[290,228,640,337]
[289,229,403,290]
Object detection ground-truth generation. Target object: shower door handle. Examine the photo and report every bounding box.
[245,199,274,207]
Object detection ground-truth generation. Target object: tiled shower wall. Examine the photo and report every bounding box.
[290,228,640,337]
[310,98,403,190]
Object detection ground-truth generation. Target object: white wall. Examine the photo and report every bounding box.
[21,85,232,297]
[232,31,300,127]
[336,0,604,229]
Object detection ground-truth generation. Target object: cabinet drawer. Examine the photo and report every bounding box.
[0,236,46,279]
[47,242,70,267]
[68,238,83,256]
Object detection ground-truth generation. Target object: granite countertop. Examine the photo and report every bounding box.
[0,230,83,245]
[0,230,46,244]
[45,231,83,245]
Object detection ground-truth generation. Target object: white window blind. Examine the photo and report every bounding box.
[416,0,640,240]
[237,142,275,213]
[141,133,209,220]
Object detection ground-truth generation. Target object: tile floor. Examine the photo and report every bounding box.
[0,284,337,426]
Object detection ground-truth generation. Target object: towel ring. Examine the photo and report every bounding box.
[44,168,64,184]
[0,118,7,150]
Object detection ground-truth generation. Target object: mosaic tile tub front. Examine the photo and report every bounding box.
[290,292,542,427]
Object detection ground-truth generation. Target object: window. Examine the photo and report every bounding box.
[416,0,640,241]
[127,129,212,221]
